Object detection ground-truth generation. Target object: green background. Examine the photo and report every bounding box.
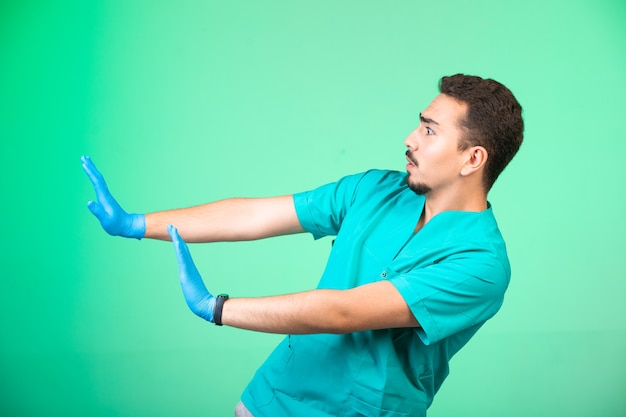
[1,0,625,416]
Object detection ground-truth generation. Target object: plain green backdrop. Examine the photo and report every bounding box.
[1,0,625,416]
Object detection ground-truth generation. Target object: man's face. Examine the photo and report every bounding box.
[404,94,469,196]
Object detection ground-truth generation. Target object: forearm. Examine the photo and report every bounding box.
[145,196,304,242]
[221,282,420,334]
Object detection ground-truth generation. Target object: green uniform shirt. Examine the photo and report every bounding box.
[242,170,510,417]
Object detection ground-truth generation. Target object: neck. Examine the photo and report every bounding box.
[415,187,488,232]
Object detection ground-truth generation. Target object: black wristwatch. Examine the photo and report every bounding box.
[213,294,229,326]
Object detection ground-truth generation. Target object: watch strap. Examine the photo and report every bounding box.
[213,294,229,326]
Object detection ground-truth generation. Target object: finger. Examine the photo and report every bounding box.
[168,225,191,265]
[81,155,103,185]
[81,156,111,202]
[172,232,202,281]
[168,224,181,246]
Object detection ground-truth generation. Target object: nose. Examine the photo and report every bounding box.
[404,129,418,151]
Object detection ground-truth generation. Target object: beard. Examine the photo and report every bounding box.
[405,151,431,195]
[407,178,431,195]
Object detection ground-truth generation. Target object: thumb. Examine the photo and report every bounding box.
[87,200,106,221]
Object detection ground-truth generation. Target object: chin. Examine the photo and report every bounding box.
[407,177,431,195]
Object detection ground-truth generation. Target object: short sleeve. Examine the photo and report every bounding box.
[293,172,370,239]
[389,254,509,345]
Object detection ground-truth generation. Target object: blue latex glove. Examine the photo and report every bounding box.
[168,224,216,322]
[81,155,146,239]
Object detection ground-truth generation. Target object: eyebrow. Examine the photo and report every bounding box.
[419,113,439,125]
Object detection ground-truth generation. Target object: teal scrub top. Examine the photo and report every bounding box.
[242,170,511,417]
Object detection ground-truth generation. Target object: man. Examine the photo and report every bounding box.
[82,74,524,417]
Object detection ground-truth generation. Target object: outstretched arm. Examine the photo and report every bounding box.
[82,156,304,242]
[222,282,419,334]
[168,225,419,333]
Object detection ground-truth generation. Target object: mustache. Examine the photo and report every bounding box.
[405,150,418,166]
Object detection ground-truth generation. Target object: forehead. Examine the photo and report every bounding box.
[422,94,467,129]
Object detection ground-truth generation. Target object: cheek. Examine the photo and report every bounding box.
[430,148,463,172]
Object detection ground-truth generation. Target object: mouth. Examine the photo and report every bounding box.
[405,150,418,167]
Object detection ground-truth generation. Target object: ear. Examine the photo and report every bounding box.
[460,146,487,177]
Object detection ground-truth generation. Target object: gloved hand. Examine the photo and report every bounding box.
[81,155,146,239]
[168,224,216,322]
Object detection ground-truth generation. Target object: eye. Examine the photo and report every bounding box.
[425,126,434,135]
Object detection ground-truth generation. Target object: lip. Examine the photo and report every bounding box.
[405,154,417,167]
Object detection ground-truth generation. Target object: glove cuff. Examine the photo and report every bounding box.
[128,214,146,240]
